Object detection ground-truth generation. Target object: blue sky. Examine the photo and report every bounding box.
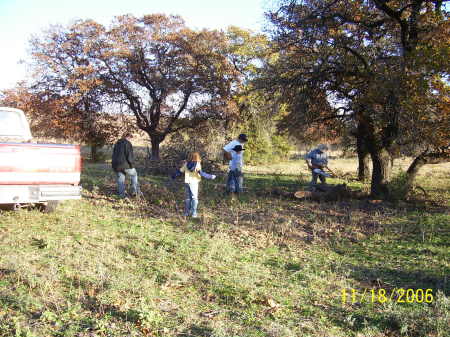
[0,0,268,90]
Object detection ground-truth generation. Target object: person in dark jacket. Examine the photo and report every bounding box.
[112,133,140,198]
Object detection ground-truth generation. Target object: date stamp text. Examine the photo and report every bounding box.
[341,288,434,304]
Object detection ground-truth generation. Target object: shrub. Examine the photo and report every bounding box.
[389,171,409,200]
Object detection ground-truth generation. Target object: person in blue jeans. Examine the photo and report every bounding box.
[172,152,216,218]
[305,144,330,186]
[111,133,140,198]
[226,145,244,194]
[223,134,247,193]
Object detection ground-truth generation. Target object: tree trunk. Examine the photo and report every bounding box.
[370,148,392,198]
[358,153,371,181]
[91,144,101,162]
[405,151,450,193]
[150,136,161,160]
[405,155,426,192]
[356,134,370,181]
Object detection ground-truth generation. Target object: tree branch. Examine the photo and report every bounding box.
[166,85,193,133]
[341,45,371,72]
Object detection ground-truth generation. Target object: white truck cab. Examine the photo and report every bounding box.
[0,107,82,212]
[0,107,32,141]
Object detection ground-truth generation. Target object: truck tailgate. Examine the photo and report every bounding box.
[0,143,81,185]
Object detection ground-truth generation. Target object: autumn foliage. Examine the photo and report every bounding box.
[19,15,240,159]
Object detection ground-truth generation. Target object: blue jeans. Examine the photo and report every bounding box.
[117,168,140,197]
[184,183,199,216]
[227,170,243,193]
[310,168,326,185]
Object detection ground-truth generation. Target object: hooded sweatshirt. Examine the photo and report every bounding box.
[172,161,215,182]
[180,161,201,184]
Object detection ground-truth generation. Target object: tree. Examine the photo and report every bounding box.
[402,78,450,191]
[224,27,295,163]
[102,15,242,159]
[264,0,449,197]
[26,15,240,160]
[235,91,295,164]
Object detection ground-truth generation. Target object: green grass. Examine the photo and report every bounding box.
[0,160,449,336]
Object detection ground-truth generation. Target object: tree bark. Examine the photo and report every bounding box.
[370,148,392,198]
[356,133,370,181]
[150,137,161,160]
[149,133,164,160]
[358,153,371,181]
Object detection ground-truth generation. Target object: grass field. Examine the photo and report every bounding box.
[0,158,449,337]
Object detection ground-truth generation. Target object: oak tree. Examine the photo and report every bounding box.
[264,0,449,197]
[26,15,240,159]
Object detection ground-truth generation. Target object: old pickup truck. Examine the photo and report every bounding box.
[0,107,81,212]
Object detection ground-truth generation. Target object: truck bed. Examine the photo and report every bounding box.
[0,143,81,185]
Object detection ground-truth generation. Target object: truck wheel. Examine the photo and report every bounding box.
[12,203,22,211]
[40,201,59,213]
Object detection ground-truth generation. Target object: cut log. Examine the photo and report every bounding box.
[294,190,313,199]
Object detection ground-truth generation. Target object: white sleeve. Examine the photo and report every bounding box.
[223,140,236,152]
[199,171,214,179]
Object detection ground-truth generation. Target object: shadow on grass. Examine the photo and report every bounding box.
[350,265,449,295]
[323,304,402,335]
[333,221,450,297]
[79,293,142,324]
[178,324,214,337]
